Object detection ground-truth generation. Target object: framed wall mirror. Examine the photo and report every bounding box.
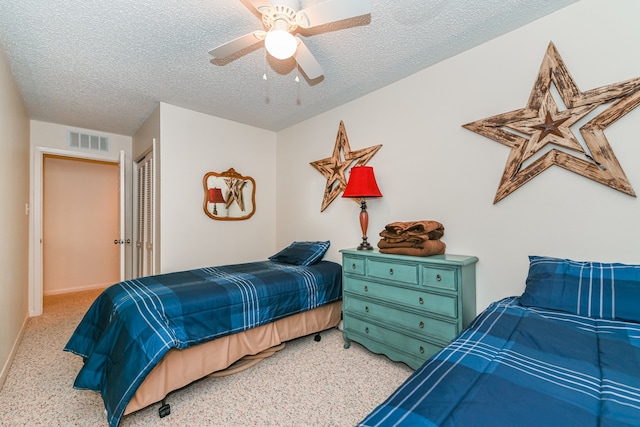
[203,168,256,221]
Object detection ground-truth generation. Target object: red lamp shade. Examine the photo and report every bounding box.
[342,166,382,250]
[208,187,225,204]
[342,166,383,198]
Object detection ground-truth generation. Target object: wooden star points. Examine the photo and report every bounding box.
[310,121,382,212]
[463,41,640,203]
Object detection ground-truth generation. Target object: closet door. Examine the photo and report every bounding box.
[135,151,155,278]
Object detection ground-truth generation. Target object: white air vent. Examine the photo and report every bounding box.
[69,131,110,153]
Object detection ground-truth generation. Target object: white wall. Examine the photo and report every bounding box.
[31,121,132,160]
[0,44,30,389]
[132,105,160,161]
[157,103,277,272]
[276,0,640,312]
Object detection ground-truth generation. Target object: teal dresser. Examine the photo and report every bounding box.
[340,249,478,370]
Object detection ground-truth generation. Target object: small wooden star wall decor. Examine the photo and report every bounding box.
[310,121,382,212]
[463,41,640,204]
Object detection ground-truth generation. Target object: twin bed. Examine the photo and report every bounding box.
[359,255,640,426]
[67,249,640,427]
[64,241,341,427]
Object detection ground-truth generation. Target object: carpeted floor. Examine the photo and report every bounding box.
[0,289,413,426]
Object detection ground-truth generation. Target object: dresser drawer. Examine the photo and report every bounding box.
[343,297,459,343]
[368,259,418,285]
[422,266,457,291]
[344,316,443,362]
[343,255,365,276]
[346,279,458,319]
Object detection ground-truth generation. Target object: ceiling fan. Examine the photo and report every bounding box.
[208,0,372,80]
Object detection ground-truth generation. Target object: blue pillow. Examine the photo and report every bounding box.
[520,255,640,322]
[269,241,330,266]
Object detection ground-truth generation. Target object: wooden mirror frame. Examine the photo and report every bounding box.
[203,168,256,221]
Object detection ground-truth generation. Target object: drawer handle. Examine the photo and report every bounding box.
[436,274,442,281]
[365,306,369,313]
[365,327,369,334]
[389,268,394,275]
[364,285,369,292]
[419,321,424,329]
[419,297,424,304]
[352,263,357,269]
[419,346,425,354]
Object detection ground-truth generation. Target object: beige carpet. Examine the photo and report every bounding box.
[0,289,413,426]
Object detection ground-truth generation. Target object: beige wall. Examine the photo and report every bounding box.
[0,44,30,389]
[276,0,640,312]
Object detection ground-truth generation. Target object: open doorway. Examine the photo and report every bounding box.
[43,155,120,295]
[30,147,127,316]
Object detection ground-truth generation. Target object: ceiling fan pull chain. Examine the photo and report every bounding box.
[295,65,301,106]
[263,52,271,104]
[263,51,268,81]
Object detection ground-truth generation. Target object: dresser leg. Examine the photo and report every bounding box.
[343,337,351,349]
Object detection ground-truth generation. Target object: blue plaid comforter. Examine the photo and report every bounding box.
[64,260,342,427]
[359,297,640,427]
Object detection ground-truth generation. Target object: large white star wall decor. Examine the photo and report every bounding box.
[463,41,640,204]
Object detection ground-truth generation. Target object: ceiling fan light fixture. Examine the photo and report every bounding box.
[209,0,372,79]
[264,20,297,60]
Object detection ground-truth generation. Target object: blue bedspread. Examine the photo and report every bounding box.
[359,297,640,427]
[64,260,342,427]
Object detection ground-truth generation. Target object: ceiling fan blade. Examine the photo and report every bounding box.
[209,32,265,59]
[297,0,371,29]
[295,38,323,79]
[245,0,273,13]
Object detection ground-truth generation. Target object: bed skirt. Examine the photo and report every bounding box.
[124,300,342,415]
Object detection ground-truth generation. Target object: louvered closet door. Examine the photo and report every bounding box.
[136,152,154,278]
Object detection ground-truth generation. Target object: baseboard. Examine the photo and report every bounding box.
[0,314,29,392]
[44,282,111,296]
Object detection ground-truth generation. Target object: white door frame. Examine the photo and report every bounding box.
[30,146,123,316]
[118,150,126,281]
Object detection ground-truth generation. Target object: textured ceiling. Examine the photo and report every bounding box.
[0,0,579,136]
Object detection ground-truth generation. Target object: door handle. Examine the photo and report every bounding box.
[114,239,132,245]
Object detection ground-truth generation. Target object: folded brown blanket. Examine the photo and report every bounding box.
[378,236,432,249]
[381,220,444,240]
[378,240,446,257]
